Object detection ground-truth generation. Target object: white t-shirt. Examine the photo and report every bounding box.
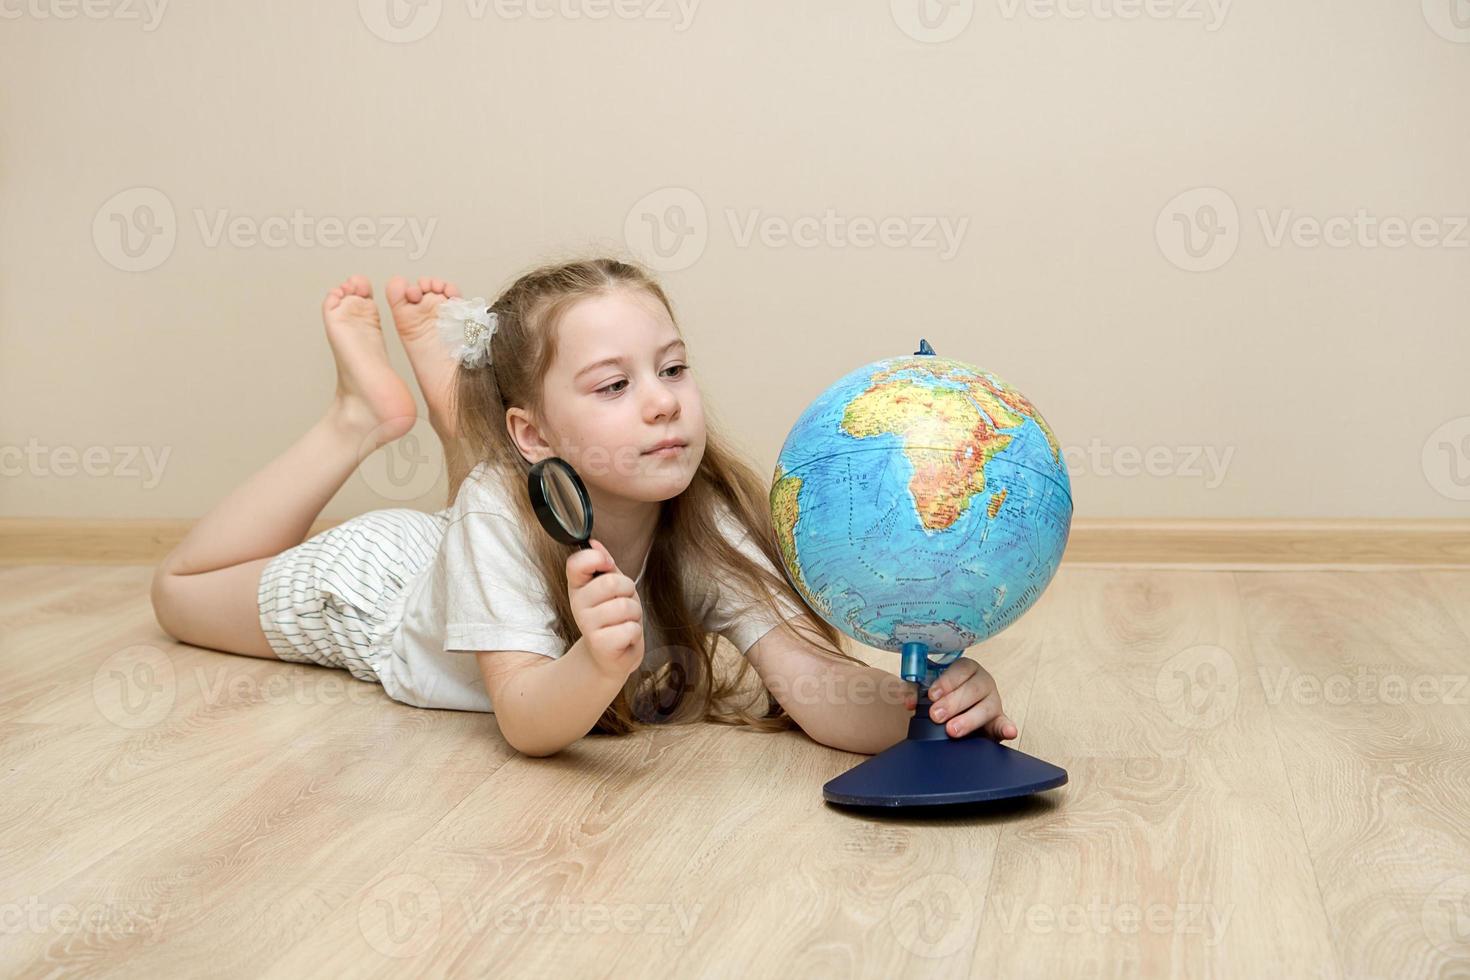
[377,461,803,712]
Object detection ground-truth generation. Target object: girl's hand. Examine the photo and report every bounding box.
[926,658,1017,741]
[567,539,645,681]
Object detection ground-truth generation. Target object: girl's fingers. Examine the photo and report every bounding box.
[940,694,1002,739]
[928,657,978,700]
[929,665,996,724]
[983,712,1018,742]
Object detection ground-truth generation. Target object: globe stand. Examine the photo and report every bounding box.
[822,644,1068,808]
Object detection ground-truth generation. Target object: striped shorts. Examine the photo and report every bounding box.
[257,507,450,684]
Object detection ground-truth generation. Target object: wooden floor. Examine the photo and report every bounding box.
[3,561,1469,979]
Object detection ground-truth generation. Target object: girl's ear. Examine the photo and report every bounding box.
[505,406,554,464]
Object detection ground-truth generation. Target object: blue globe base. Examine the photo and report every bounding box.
[822,692,1068,808]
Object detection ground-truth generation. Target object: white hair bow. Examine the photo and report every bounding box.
[436,297,498,368]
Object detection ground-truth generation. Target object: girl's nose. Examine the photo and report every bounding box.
[646,384,679,421]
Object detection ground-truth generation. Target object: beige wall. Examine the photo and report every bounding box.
[2,1,1465,521]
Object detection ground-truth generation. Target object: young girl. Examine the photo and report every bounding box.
[150,258,1018,757]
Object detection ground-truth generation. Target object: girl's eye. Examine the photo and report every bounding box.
[596,365,688,396]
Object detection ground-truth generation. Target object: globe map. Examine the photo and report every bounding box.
[771,350,1073,664]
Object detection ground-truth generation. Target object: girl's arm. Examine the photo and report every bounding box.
[744,618,1017,754]
[476,638,624,757]
[475,538,647,757]
[743,620,916,755]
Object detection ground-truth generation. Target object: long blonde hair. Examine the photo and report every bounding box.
[450,255,864,735]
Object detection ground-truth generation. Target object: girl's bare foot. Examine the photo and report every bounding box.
[386,275,462,442]
[322,275,416,452]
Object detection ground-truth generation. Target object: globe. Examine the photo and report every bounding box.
[770,341,1073,673]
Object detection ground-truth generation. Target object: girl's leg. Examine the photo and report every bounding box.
[385,275,473,507]
[153,557,280,659]
[151,275,417,659]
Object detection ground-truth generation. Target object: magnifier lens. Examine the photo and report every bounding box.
[528,457,595,551]
[543,466,590,539]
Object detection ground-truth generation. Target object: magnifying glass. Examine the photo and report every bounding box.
[527,457,602,576]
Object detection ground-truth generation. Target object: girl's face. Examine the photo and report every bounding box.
[525,288,707,504]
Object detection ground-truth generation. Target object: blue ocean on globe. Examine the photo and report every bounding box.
[769,346,1073,665]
